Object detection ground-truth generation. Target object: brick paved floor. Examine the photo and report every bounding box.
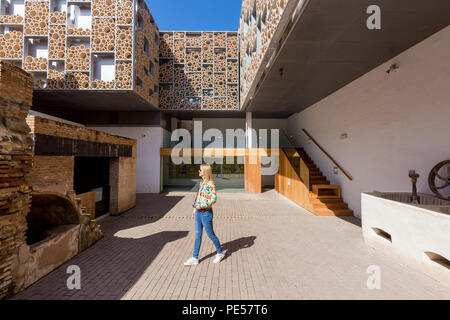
[11,191,450,300]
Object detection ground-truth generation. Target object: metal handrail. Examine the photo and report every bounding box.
[302,129,353,181]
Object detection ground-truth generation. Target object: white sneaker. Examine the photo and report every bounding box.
[213,253,225,264]
[184,257,198,266]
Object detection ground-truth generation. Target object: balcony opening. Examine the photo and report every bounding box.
[0,24,22,34]
[92,53,115,82]
[24,37,48,71]
[31,71,48,89]
[50,0,67,13]
[25,37,48,58]
[372,227,392,242]
[49,60,64,72]
[67,3,91,32]
[424,252,450,269]
[1,0,25,17]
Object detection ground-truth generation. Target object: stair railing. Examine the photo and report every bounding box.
[302,129,353,181]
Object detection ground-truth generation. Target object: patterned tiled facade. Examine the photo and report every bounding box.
[1,0,292,111]
[158,31,239,110]
[0,0,159,107]
[239,0,289,107]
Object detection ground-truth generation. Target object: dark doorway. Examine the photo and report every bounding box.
[74,157,110,217]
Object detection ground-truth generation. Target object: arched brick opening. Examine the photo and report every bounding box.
[26,193,80,245]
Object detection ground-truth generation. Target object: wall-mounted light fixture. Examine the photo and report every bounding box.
[386,63,399,74]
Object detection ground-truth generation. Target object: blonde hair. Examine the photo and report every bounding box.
[200,163,214,183]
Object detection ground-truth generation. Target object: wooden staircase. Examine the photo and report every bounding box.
[296,148,353,216]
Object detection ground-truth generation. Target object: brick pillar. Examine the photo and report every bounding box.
[0,61,33,299]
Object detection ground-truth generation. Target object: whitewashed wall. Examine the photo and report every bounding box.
[287,26,450,218]
[88,126,163,194]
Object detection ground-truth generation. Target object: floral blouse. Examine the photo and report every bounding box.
[194,180,217,210]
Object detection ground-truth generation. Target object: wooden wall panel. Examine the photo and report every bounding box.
[275,149,314,212]
[77,191,96,219]
[244,149,261,194]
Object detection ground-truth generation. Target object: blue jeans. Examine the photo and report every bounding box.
[193,208,222,259]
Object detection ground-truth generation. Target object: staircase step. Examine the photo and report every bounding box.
[309,192,341,199]
[310,197,344,204]
[309,176,327,181]
[313,202,349,209]
[310,180,330,186]
[311,185,340,196]
[313,208,354,216]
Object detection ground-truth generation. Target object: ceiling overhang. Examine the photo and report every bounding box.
[32,90,159,112]
[245,0,450,117]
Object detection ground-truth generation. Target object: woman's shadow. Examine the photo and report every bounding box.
[199,236,256,263]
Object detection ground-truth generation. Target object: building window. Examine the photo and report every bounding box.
[149,61,155,75]
[144,37,150,57]
[136,76,142,88]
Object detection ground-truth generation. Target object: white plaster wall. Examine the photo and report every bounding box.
[88,126,163,194]
[287,26,450,218]
[361,193,450,286]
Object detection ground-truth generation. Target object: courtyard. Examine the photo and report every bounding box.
[11,191,450,300]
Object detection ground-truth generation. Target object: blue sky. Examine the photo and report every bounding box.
[145,0,243,31]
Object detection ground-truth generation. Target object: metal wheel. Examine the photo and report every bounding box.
[428,160,450,200]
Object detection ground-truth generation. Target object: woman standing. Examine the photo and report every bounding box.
[184,164,224,266]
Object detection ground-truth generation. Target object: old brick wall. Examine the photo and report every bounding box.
[26,115,137,215]
[30,156,74,192]
[109,155,137,215]
[0,61,33,299]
